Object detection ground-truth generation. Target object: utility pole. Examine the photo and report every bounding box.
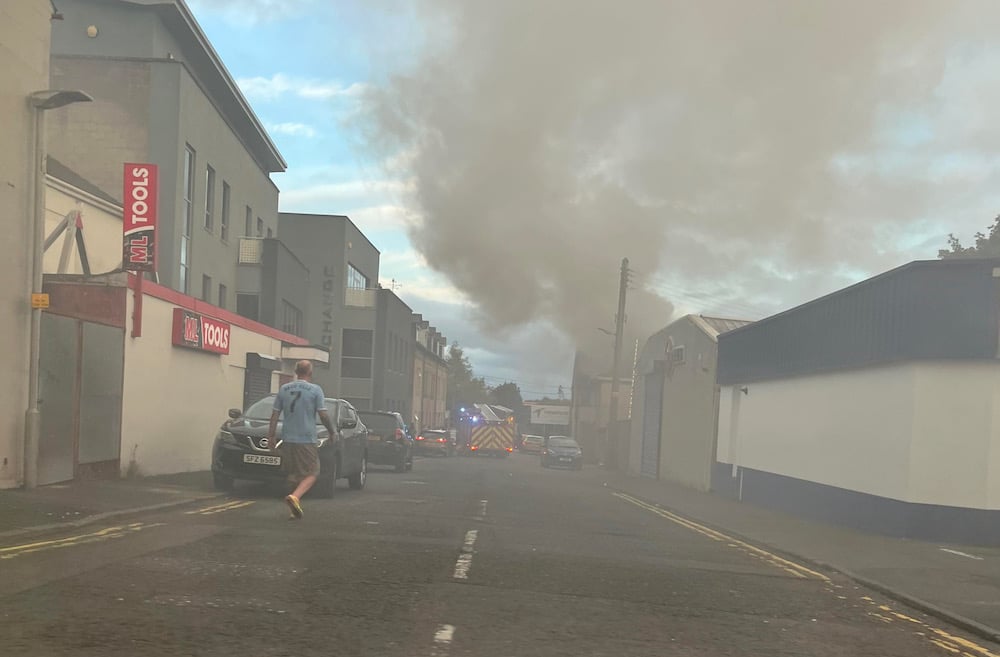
[606,257,631,470]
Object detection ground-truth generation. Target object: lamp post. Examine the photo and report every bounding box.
[23,89,93,489]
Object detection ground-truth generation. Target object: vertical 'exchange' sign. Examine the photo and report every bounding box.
[123,163,158,271]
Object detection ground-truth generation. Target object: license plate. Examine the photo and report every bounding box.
[243,454,280,466]
[560,457,572,462]
[367,435,383,441]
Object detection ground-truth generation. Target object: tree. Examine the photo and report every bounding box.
[939,214,1000,258]
[489,382,523,411]
[446,342,488,409]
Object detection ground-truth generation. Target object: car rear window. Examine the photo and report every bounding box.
[549,438,579,448]
[358,412,400,435]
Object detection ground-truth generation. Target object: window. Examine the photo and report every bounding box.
[180,145,195,294]
[342,328,373,379]
[256,217,264,238]
[202,274,212,302]
[282,300,303,336]
[245,206,253,237]
[204,165,215,231]
[236,293,260,321]
[220,181,231,242]
[267,227,273,238]
[218,283,228,309]
[347,263,368,290]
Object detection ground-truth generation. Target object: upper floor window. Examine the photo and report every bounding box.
[245,206,253,237]
[282,300,304,336]
[220,181,231,242]
[180,145,195,294]
[347,263,368,290]
[256,217,264,238]
[204,165,215,231]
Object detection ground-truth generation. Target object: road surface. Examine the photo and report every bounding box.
[2,454,997,656]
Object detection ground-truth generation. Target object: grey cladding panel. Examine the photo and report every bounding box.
[718,259,1000,384]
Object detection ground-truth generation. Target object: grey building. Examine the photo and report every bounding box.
[373,289,414,417]
[235,238,309,337]
[628,315,751,490]
[278,213,380,407]
[47,0,285,306]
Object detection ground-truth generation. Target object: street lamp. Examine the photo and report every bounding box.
[23,89,93,489]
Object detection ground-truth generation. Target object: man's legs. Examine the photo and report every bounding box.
[290,475,316,501]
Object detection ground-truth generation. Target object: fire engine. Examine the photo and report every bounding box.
[456,403,517,457]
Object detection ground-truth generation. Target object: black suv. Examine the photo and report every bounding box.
[212,395,368,497]
[357,410,413,472]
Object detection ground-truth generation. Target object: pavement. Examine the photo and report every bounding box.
[0,471,222,540]
[1,455,998,656]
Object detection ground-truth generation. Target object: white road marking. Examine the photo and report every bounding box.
[940,548,984,561]
[402,480,428,485]
[432,624,456,656]
[453,530,478,580]
[434,625,455,643]
[478,500,488,517]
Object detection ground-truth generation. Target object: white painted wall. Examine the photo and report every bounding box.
[0,1,51,488]
[718,361,1000,510]
[44,179,123,276]
[717,364,916,502]
[120,292,284,476]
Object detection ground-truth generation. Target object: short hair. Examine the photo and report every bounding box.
[295,360,313,377]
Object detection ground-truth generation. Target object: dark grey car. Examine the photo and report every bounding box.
[541,436,584,470]
[212,395,368,497]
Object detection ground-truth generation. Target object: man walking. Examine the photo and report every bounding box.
[267,360,334,519]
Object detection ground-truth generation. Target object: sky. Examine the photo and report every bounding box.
[187,0,1000,396]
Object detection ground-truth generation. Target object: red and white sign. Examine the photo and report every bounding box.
[123,163,158,271]
[171,308,231,354]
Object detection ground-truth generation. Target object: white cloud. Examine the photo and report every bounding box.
[266,122,317,138]
[279,181,414,216]
[237,74,368,102]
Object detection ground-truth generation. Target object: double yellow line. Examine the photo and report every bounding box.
[616,491,1000,657]
[613,491,829,581]
[858,596,1000,657]
[0,522,162,560]
[185,499,255,516]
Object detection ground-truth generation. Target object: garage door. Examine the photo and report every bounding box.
[640,372,663,478]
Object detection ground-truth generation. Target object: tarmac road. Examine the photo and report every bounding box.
[2,453,998,657]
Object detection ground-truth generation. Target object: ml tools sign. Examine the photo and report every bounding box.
[171,308,231,355]
[122,163,158,271]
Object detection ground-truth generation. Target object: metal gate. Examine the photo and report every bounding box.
[640,371,663,478]
[38,313,124,484]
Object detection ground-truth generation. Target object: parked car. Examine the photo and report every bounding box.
[211,395,368,497]
[521,434,545,454]
[541,436,583,470]
[415,429,453,456]
[357,410,413,472]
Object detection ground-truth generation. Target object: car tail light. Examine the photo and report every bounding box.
[437,438,447,443]
[506,447,513,452]
[395,428,405,441]
[470,445,478,451]
[416,435,425,441]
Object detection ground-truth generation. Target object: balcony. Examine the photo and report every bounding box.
[345,287,376,308]
[238,237,263,264]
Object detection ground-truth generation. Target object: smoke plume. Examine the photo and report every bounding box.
[359,0,1000,363]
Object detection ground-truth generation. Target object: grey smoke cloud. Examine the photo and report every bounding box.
[358,0,1000,365]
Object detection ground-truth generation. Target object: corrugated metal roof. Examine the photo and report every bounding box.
[717,258,1000,385]
[699,316,754,337]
